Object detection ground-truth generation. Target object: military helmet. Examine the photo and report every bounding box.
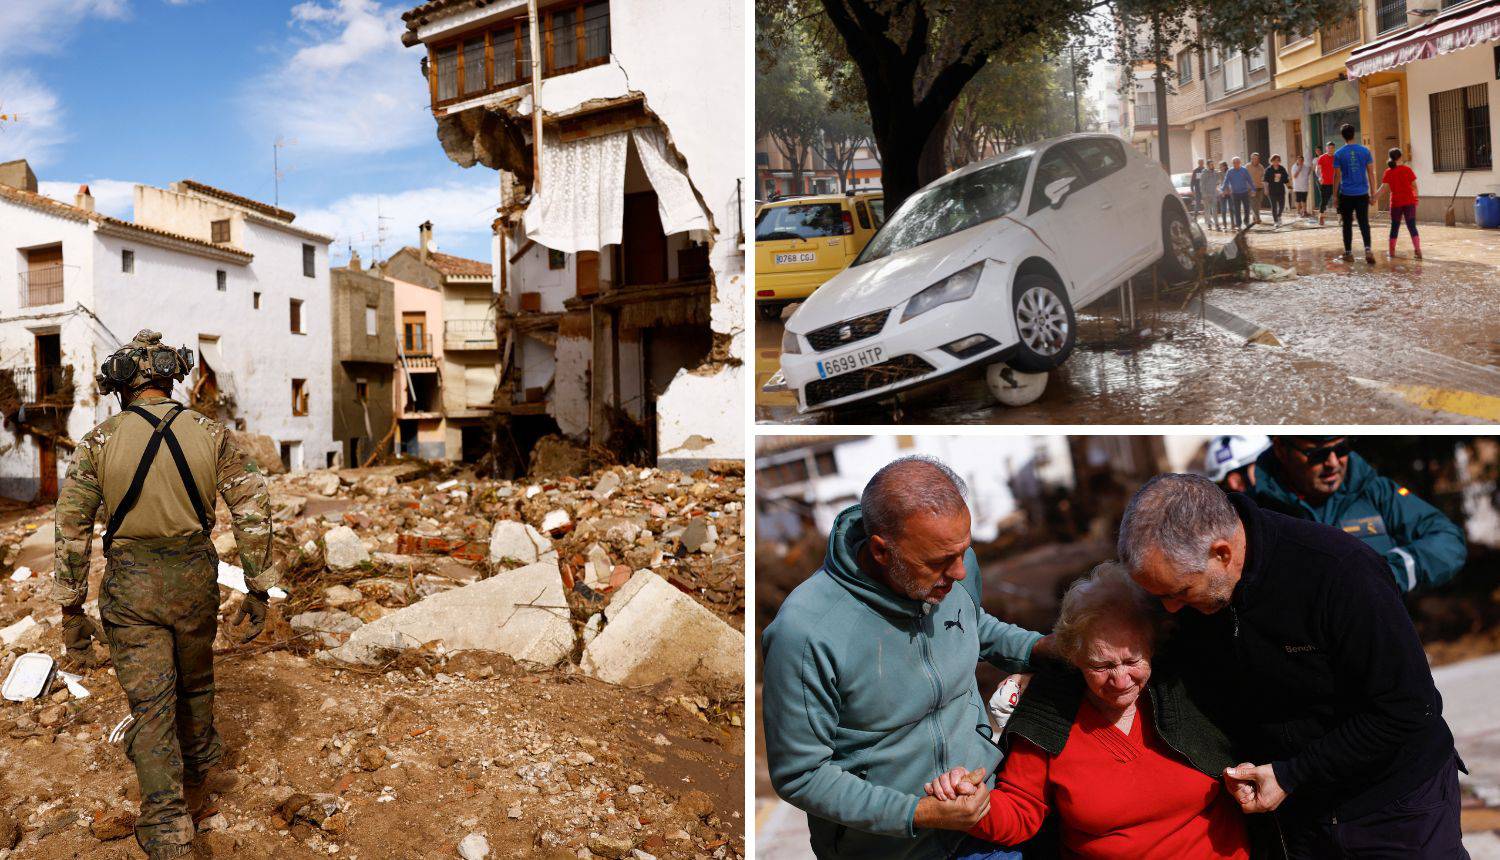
[96,330,195,396]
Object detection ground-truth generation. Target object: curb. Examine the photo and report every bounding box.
[1183,297,1282,347]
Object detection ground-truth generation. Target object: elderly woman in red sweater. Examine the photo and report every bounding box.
[923,563,1251,859]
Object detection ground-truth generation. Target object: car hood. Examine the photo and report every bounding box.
[787,220,1015,332]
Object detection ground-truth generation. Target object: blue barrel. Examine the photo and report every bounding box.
[1477,193,1500,229]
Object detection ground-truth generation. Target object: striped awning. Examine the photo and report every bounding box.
[1347,0,1500,77]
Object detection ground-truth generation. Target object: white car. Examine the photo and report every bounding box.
[778,133,1203,413]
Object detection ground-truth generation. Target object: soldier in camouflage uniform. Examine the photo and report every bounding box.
[53,330,275,860]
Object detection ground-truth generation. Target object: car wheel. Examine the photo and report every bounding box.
[757,302,783,322]
[1009,273,1076,373]
[987,363,1047,407]
[1159,206,1199,283]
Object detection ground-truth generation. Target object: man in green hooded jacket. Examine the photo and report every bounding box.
[53,330,274,860]
[761,456,1052,859]
[1247,436,1466,593]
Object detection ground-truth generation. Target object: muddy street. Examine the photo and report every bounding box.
[756,222,1500,425]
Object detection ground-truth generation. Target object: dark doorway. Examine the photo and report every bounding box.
[640,323,714,461]
[37,438,57,502]
[460,424,490,463]
[1245,118,1271,163]
[621,191,667,286]
[34,332,62,400]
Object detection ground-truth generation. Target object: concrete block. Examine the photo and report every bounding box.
[488,520,556,567]
[580,570,742,687]
[319,561,573,668]
[323,526,369,571]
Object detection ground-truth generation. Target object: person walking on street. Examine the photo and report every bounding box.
[1201,161,1224,230]
[1316,142,1337,225]
[54,330,275,860]
[1332,123,1378,264]
[1264,155,1290,226]
[1190,158,1207,218]
[1291,154,1310,217]
[1377,147,1422,259]
[1221,157,1254,230]
[1248,153,1267,224]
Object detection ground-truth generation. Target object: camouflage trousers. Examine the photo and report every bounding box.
[100,533,224,858]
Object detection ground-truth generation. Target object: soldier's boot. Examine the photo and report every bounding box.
[185,768,239,824]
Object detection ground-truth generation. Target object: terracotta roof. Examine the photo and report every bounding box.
[178,180,296,223]
[0,183,94,223]
[401,0,475,25]
[393,246,492,278]
[0,183,253,262]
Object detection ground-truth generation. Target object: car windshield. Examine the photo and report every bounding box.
[755,203,846,241]
[1171,172,1193,187]
[854,155,1032,265]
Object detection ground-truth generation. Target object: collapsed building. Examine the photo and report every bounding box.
[400,0,746,471]
[0,161,337,500]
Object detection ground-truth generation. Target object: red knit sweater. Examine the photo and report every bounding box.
[967,698,1250,859]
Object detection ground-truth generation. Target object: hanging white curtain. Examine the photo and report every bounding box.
[524,130,629,253]
[629,127,711,236]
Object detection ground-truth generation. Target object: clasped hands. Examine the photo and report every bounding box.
[913,767,989,830]
[1223,762,1286,813]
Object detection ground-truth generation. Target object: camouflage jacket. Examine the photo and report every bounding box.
[53,396,275,606]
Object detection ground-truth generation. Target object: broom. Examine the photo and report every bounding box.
[1445,168,1465,227]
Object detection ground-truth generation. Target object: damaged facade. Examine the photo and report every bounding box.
[400,0,746,470]
[330,252,397,468]
[0,162,336,500]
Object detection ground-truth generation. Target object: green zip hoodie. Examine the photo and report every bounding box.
[761,504,1042,859]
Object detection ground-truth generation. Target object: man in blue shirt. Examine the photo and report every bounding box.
[1220,157,1254,230]
[1331,123,1377,264]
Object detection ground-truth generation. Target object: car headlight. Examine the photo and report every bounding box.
[900,262,984,323]
[781,329,802,355]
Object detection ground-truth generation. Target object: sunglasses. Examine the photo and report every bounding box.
[1294,441,1351,463]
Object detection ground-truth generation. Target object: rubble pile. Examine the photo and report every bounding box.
[0,460,745,859]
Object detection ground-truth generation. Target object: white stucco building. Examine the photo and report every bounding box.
[401,0,746,470]
[0,162,336,501]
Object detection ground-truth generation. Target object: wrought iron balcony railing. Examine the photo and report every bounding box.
[19,265,70,308]
[0,365,76,407]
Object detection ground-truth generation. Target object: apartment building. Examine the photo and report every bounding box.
[400,0,745,471]
[382,223,497,462]
[330,253,397,467]
[0,161,335,500]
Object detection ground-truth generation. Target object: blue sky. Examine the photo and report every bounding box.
[0,0,498,263]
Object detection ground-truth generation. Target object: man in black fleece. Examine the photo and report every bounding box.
[1118,473,1465,859]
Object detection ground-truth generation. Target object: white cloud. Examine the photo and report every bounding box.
[0,71,67,167]
[293,179,499,261]
[0,1,131,58]
[37,178,138,218]
[244,0,433,156]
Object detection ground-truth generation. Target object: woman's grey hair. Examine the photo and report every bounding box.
[861,455,969,540]
[1054,562,1166,664]
[1117,473,1239,574]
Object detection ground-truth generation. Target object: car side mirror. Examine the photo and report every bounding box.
[1045,177,1074,209]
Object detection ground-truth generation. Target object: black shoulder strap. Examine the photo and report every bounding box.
[123,404,213,536]
[102,403,202,555]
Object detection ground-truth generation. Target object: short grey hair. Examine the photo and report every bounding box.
[1117,473,1239,574]
[861,455,969,540]
[1054,562,1165,664]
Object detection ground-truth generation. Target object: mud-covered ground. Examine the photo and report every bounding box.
[0,461,745,859]
[756,220,1500,425]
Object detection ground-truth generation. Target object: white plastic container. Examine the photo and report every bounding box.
[2,652,56,702]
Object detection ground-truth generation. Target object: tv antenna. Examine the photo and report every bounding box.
[374,197,393,262]
[273,136,297,206]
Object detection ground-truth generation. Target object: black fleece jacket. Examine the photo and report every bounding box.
[1168,493,1454,821]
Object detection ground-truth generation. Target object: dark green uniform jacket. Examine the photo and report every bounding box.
[1250,450,1466,593]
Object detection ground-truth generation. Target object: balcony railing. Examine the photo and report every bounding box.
[1377,0,1408,32]
[1321,17,1360,53]
[0,365,75,407]
[444,319,498,350]
[19,265,69,307]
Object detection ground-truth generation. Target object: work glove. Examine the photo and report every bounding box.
[61,605,103,659]
[230,590,269,644]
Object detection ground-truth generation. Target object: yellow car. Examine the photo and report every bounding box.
[754,191,884,321]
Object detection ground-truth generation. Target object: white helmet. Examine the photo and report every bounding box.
[1204,434,1271,482]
